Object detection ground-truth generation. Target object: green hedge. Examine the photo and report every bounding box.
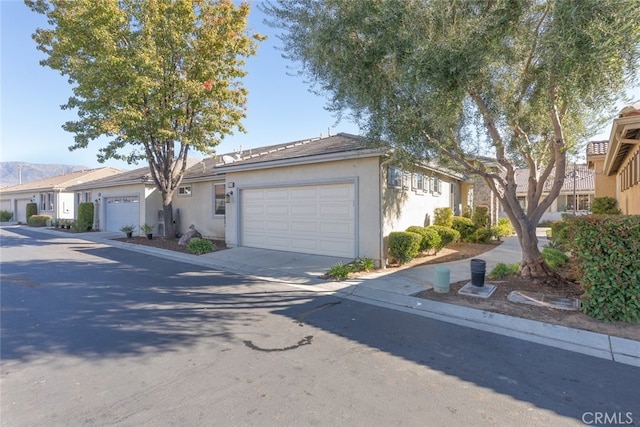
[26,203,37,221]
[591,197,622,214]
[427,225,460,253]
[571,215,640,323]
[433,207,453,228]
[388,231,422,264]
[77,202,94,231]
[0,210,12,221]
[27,214,52,227]
[472,205,489,228]
[406,225,441,253]
[451,216,476,240]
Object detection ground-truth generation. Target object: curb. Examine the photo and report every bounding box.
[333,286,640,367]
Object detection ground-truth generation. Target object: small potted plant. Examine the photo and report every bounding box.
[120,225,136,238]
[141,223,154,239]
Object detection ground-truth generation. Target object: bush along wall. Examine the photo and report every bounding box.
[27,215,52,227]
[388,231,422,264]
[26,202,37,221]
[571,215,640,323]
[77,202,94,231]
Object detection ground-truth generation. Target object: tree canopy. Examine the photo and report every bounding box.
[265,0,640,280]
[28,0,264,236]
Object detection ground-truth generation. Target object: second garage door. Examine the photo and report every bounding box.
[240,183,355,258]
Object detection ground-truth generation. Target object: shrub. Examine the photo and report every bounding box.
[26,202,37,220]
[461,205,473,218]
[27,214,52,227]
[77,202,94,231]
[591,197,622,214]
[550,220,572,250]
[388,231,422,264]
[433,207,453,228]
[0,210,12,221]
[472,205,489,228]
[451,216,477,240]
[542,247,568,271]
[352,257,375,272]
[489,262,520,279]
[537,219,557,227]
[326,262,353,281]
[571,215,640,323]
[406,226,440,253]
[427,225,460,253]
[187,238,216,255]
[491,217,515,241]
[470,227,493,244]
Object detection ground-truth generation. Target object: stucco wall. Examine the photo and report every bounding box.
[618,144,640,215]
[224,157,382,262]
[93,183,161,232]
[590,156,617,198]
[172,179,226,239]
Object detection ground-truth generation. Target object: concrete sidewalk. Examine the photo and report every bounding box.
[5,224,639,367]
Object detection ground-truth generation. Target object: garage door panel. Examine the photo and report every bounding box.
[105,196,139,232]
[240,183,355,258]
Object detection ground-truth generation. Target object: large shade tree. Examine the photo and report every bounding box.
[265,0,640,282]
[27,0,264,237]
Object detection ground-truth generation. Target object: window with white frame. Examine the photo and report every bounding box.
[387,165,402,188]
[178,185,192,196]
[40,192,53,211]
[431,177,441,195]
[402,172,411,189]
[213,184,225,215]
[416,173,424,192]
[76,191,92,205]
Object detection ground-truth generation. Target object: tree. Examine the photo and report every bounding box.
[264,0,640,282]
[27,0,264,238]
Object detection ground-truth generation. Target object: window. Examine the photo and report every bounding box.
[40,192,53,211]
[387,166,402,188]
[432,177,441,195]
[178,185,192,196]
[415,174,424,192]
[76,191,92,204]
[214,184,225,215]
[402,172,411,189]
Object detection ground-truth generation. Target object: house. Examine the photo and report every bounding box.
[596,103,640,214]
[203,133,465,265]
[586,140,616,199]
[65,133,483,266]
[67,167,165,235]
[500,165,595,222]
[0,167,121,223]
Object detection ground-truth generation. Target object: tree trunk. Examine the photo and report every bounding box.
[163,198,174,239]
[517,221,561,285]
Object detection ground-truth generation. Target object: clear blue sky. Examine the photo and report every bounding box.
[0,1,359,170]
[1,1,637,170]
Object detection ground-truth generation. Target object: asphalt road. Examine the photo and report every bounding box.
[1,226,638,426]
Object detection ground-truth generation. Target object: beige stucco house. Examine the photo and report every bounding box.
[0,167,121,223]
[174,133,465,266]
[599,104,640,214]
[67,167,166,235]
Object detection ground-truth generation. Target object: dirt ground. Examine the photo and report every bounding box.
[115,235,638,341]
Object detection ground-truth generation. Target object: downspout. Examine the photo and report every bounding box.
[379,157,393,269]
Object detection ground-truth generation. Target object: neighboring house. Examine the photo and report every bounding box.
[586,140,616,199]
[173,133,466,266]
[0,167,121,223]
[67,167,165,235]
[500,165,595,222]
[599,104,640,214]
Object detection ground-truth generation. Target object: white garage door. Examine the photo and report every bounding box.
[240,183,355,258]
[15,199,29,223]
[105,196,140,232]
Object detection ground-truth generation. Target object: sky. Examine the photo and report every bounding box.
[0,1,360,171]
[1,1,638,171]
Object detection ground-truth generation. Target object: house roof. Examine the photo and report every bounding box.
[212,133,385,170]
[586,140,609,156]
[514,165,594,194]
[604,103,640,175]
[0,167,122,194]
[67,166,151,190]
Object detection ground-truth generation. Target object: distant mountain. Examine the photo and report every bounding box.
[0,162,91,187]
